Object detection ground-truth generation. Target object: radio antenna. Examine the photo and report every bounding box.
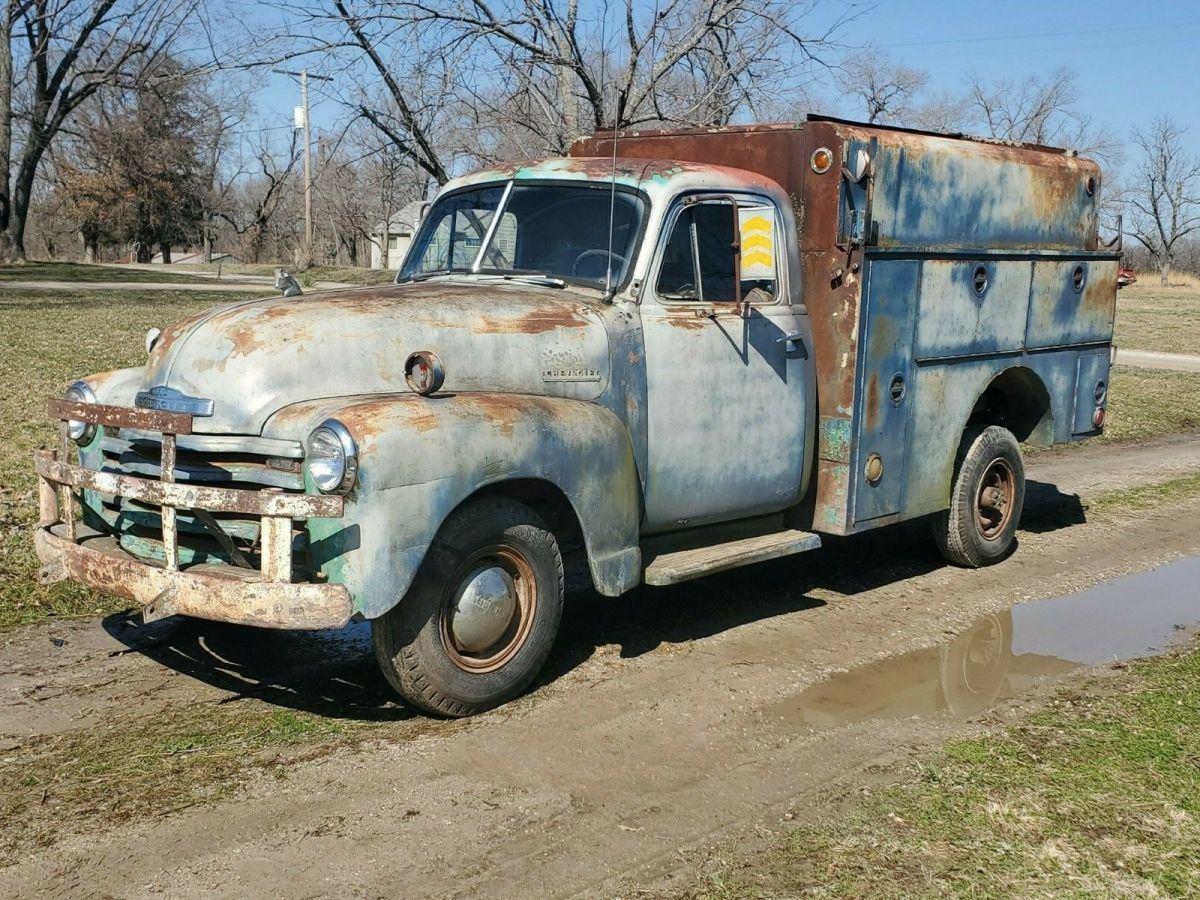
[601,1,618,300]
[604,118,619,299]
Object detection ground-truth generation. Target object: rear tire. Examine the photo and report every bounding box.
[933,425,1025,568]
[372,497,564,717]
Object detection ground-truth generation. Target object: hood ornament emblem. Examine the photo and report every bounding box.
[135,385,215,417]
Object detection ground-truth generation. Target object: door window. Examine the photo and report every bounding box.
[655,199,778,303]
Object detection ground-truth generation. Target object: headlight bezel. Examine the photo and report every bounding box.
[305,419,359,495]
[64,380,97,445]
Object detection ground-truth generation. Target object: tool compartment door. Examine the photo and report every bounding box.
[852,259,919,524]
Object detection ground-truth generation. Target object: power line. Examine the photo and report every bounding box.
[870,20,1200,50]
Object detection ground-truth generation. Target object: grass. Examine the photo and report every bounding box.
[0,287,259,627]
[687,644,1200,899]
[0,698,386,865]
[1095,366,1200,445]
[0,261,217,285]
[1114,281,1200,356]
[1088,471,1200,516]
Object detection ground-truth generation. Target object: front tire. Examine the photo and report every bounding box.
[372,497,564,717]
[933,425,1025,568]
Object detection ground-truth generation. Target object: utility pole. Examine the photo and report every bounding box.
[272,68,333,268]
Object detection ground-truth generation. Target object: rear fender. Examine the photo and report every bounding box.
[270,393,642,618]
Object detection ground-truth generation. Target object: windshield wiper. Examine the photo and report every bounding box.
[403,268,470,283]
[472,273,567,289]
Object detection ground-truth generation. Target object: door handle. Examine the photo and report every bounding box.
[777,330,804,345]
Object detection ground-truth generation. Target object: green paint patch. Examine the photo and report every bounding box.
[685,643,1200,898]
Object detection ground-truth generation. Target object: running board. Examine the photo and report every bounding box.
[642,527,821,586]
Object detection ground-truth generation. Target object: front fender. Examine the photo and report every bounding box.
[267,393,642,618]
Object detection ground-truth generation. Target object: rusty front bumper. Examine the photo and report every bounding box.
[34,398,352,630]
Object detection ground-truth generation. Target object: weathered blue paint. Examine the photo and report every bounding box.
[848,247,1115,529]
[847,133,1099,251]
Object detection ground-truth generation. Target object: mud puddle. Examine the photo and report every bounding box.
[767,555,1200,728]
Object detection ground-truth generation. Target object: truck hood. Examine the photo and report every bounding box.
[141,281,612,435]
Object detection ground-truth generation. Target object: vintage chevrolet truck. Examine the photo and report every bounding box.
[34,116,1118,716]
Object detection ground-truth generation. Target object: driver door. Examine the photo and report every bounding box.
[640,193,811,532]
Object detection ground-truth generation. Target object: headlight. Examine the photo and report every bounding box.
[63,380,97,445]
[305,419,358,494]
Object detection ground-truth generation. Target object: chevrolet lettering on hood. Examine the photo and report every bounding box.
[134,385,215,417]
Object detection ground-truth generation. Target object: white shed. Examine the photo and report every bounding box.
[370,201,426,270]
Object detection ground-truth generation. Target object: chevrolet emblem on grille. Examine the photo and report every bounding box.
[134,385,215,416]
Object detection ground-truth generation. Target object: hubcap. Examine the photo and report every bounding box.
[441,546,537,673]
[975,458,1016,541]
[450,566,518,653]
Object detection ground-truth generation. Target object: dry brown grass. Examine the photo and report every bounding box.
[1114,281,1200,355]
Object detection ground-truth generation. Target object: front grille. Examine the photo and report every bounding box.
[81,429,309,571]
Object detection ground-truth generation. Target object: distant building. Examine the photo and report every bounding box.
[370,201,426,270]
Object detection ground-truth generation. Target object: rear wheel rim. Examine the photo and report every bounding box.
[440,545,537,673]
[975,458,1016,541]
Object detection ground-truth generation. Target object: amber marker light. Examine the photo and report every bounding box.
[810,147,833,174]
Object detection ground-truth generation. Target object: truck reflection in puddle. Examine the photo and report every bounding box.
[769,555,1200,727]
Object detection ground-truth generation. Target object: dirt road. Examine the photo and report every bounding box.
[1115,348,1200,373]
[2,435,1199,898]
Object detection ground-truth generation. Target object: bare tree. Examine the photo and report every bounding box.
[905,92,970,134]
[1127,116,1200,287]
[842,49,927,125]
[964,68,1118,165]
[259,0,855,187]
[0,0,13,259]
[219,132,301,263]
[194,79,251,262]
[0,0,196,261]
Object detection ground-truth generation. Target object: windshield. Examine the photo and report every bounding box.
[399,182,646,289]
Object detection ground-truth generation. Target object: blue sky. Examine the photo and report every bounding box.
[252,0,1200,169]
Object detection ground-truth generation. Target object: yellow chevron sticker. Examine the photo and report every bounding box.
[742,250,775,270]
[738,207,775,280]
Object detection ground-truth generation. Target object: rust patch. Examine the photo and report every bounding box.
[48,398,194,435]
[865,373,880,432]
[1081,267,1117,321]
[35,527,352,629]
[455,393,561,439]
[473,306,590,334]
[36,454,342,518]
[337,397,441,440]
[663,314,707,330]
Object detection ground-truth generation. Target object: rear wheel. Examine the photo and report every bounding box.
[372,497,564,717]
[933,425,1025,567]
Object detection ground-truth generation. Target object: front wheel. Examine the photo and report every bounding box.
[933,425,1025,568]
[373,497,564,717]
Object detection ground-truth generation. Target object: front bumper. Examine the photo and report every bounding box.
[35,397,351,630]
[35,523,353,629]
